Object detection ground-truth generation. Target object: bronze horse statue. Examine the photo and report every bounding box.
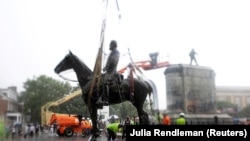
[54,51,154,139]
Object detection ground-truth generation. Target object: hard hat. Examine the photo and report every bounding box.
[179,112,185,117]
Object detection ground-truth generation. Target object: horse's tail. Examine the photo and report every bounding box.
[144,79,155,111]
[144,79,154,96]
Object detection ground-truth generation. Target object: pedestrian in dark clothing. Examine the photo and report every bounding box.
[122,116,131,139]
[213,115,219,125]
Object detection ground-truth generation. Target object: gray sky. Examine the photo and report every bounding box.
[1,0,250,109]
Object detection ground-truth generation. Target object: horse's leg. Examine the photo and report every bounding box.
[134,104,149,125]
[89,104,100,137]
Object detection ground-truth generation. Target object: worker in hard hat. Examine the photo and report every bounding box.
[175,113,188,125]
[106,122,123,141]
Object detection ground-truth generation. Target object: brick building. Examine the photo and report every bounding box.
[0,86,23,123]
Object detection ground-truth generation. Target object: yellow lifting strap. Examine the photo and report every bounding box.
[88,37,104,107]
[88,17,107,107]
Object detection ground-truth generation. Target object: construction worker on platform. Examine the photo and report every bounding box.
[99,40,120,106]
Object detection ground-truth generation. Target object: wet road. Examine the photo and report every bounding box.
[4,131,125,141]
[5,133,109,141]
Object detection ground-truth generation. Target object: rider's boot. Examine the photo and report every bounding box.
[96,97,103,109]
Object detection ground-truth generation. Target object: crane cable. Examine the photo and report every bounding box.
[127,48,154,113]
[127,48,147,81]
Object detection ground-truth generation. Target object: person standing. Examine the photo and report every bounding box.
[49,124,54,136]
[11,124,16,139]
[175,113,188,125]
[100,40,120,105]
[155,111,163,124]
[24,124,30,138]
[162,113,171,125]
[189,48,198,66]
[122,116,131,139]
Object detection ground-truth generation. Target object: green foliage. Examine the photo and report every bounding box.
[20,75,74,123]
[216,100,237,110]
[109,100,152,120]
[110,101,137,119]
[51,95,88,117]
[238,105,250,117]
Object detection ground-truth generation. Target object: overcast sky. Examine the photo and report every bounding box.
[1,0,250,110]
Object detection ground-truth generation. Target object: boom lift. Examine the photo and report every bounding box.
[118,52,170,74]
[118,52,170,110]
[41,89,82,126]
[41,88,109,126]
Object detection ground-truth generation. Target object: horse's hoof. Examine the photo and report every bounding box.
[93,133,101,137]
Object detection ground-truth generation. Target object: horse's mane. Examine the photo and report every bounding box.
[71,54,93,79]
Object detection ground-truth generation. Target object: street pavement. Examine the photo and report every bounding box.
[4,131,123,141]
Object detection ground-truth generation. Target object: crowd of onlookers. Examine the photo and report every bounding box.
[1,121,43,139]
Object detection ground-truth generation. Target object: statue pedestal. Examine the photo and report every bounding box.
[164,64,216,114]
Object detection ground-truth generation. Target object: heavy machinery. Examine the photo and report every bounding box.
[118,52,170,73]
[41,89,109,127]
[41,89,82,126]
[49,113,92,137]
[118,52,170,110]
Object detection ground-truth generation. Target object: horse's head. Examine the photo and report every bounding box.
[54,50,93,85]
[54,50,75,74]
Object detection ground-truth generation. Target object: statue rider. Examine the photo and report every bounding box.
[97,40,120,106]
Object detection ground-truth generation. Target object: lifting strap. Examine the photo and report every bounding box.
[126,48,152,99]
[88,1,108,107]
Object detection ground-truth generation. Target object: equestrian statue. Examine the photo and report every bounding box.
[54,50,154,140]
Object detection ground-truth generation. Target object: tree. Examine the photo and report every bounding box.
[238,105,250,117]
[216,100,237,114]
[109,100,152,120]
[110,102,138,119]
[19,75,73,123]
[51,94,88,117]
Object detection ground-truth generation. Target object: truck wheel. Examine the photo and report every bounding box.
[64,127,74,137]
[57,129,64,137]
